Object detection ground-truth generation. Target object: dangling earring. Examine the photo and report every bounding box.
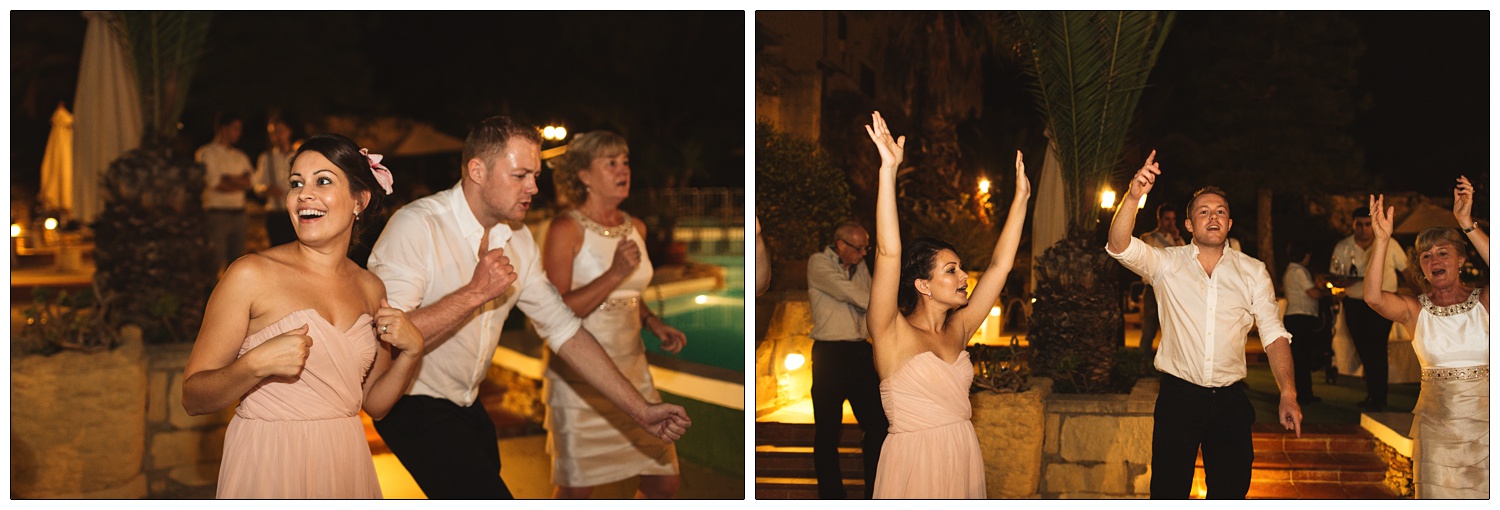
[354,209,361,221]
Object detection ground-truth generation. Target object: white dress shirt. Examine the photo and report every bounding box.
[255,147,293,212]
[195,142,253,210]
[368,182,581,407]
[1108,237,1293,387]
[1283,262,1320,317]
[1330,235,1407,299]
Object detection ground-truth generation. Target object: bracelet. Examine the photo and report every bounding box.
[1462,224,1478,233]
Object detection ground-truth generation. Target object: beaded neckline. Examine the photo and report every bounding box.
[1419,287,1483,316]
[569,209,635,238]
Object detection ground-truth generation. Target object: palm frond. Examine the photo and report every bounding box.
[113,11,213,141]
[1018,11,1173,234]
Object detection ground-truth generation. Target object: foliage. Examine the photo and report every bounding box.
[1015,11,1174,236]
[1110,346,1159,393]
[111,11,213,141]
[969,336,1031,394]
[89,10,218,345]
[1027,234,1125,393]
[754,120,853,275]
[92,143,218,344]
[16,286,117,355]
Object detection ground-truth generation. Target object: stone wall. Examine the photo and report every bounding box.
[11,326,148,498]
[143,342,234,498]
[971,377,1052,498]
[1038,378,1158,499]
[753,294,813,414]
[1374,440,1414,497]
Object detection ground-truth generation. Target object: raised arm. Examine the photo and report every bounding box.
[954,151,1031,339]
[1363,194,1419,329]
[404,229,519,353]
[1108,151,1160,254]
[866,111,906,344]
[1454,175,1488,266]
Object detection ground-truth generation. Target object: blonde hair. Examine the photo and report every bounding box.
[1408,227,1469,292]
[550,130,629,207]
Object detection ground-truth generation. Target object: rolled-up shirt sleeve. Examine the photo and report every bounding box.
[367,209,432,312]
[515,240,582,351]
[1106,236,1164,284]
[1249,261,1292,347]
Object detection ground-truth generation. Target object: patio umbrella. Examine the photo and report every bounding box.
[72,11,143,223]
[1394,201,1461,234]
[1029,130,1067,291]
[38,104,74,213]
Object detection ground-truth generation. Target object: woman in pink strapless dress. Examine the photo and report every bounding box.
[862,112,1031,498]
[182,133,424,498]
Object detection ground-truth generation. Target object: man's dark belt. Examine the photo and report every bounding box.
[1159,371,1245,394]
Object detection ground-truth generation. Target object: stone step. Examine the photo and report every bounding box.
[755,420,865,448]
[754,476,866,499]
[1249,423,1376,453]
[754,445,864,479]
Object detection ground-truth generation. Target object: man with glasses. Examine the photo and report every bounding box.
[806,221,886,498]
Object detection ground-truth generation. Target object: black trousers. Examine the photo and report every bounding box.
[372,394,514,499]
[810,340,888,499]
[1285,314,1330,398]
[1151,373,1256,499]
[1343,299,1391,405]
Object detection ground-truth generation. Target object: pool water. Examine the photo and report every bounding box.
[642,254,744,372]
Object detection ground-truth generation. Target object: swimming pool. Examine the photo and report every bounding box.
[642,254,744,373]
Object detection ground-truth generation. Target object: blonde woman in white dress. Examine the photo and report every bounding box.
[541,131,688,498]
[1363,176,1488,499]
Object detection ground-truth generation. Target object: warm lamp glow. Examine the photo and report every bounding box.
[978,178,991,194]
[1138,192,1148,209]
[784,353,806,371]
[10,224,20,237]
[990,306,1001,317]
[542,125,568,141]
[554,126,566,140]
[694,295,708,305]
[44,218,58,230]
[1100,190,1116,209]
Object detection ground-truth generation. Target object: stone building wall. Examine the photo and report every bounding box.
[971,377,1052,498]
[1038,378,1158,499]
[142,342,234,498]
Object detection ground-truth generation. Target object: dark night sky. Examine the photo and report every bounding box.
[8,11,746,204]
[6,11,1489,203]
[1348,11,1489,198]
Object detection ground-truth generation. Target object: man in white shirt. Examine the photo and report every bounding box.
[1106,151,1301,499]
[806,221,885,499]
[367,116,689,499]
[195,112,254,272]
[1330,206,1408,412]
[1139,203,1185,352]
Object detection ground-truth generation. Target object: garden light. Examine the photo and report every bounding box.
[783,353,805,371]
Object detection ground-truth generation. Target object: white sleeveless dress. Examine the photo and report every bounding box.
[1409,287,1488,499]
[542,210,678,487]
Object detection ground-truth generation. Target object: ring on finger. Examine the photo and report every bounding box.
[381,325,388,333]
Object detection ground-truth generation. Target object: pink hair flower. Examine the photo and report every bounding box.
[360,148,395,195]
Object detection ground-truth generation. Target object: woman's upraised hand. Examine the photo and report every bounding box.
[375,299,423,356]
[1453,175,1475,229]
[864,111,905,169]
[1013,150,1031,199]
[1369,194,1395,241]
